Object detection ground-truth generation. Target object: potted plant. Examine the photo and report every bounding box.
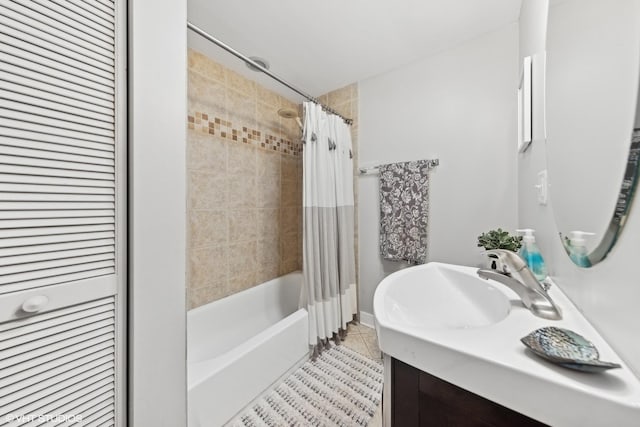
[477,228,523,270]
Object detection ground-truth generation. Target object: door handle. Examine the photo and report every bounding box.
[21,295,49,313]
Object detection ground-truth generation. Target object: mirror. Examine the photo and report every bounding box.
[546,0,640,267]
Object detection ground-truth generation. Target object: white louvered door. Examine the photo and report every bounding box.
[0,0,126,425]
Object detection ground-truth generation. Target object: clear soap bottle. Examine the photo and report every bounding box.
[516,229,548,281]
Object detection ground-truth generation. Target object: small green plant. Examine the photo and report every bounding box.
[477,228,522,252]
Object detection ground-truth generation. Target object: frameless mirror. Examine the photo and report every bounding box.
[546,0,640,267]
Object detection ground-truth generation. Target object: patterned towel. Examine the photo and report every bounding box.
[379,160,431,264]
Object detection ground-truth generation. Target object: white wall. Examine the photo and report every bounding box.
[358,25,519,315]
[519,0,640,376]
[129,0,187,425]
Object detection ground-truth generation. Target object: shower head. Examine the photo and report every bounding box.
[278,108,303,130]
[277,108,298,119]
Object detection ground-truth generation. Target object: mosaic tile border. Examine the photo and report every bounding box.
[188,111,303,156]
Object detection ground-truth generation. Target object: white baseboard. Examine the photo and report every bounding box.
[359,311,375,329]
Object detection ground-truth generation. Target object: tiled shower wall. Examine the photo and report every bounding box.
[187,49,303,309]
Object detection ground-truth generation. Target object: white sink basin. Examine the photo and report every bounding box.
[380,263,510,329]
[374,262,640,427]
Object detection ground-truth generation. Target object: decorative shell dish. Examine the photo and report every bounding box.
[520,326,621,373]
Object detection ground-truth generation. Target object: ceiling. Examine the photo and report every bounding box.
[187,0,522,102]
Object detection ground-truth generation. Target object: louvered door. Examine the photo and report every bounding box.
[0,0,125,425]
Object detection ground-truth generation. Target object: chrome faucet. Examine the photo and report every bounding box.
[477,249,562,320]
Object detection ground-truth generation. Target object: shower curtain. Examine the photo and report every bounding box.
[300,102,357,356]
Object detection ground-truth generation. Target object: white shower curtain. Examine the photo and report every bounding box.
[300,102,357,355]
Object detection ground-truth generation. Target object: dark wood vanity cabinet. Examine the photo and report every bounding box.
[391,358,549,427]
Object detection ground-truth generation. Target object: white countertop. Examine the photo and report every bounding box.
[374,262,640,427]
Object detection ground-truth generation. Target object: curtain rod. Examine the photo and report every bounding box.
[187,22,353,125]
[359,159,440,175]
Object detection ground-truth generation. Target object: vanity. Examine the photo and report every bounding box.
[374,262,640,426]
[390,358,546,427]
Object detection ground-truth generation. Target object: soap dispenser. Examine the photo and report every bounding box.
[516,229,548,281]
[568,231,595,268]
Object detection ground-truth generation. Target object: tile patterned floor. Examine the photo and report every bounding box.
[342,323,383,427]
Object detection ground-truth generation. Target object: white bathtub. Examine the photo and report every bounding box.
[187,271,309,427]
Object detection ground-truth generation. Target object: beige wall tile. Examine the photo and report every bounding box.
[280,231,300,260]
[228,143,256,175]
[256,267,279,285]
[331,101,352,119]
[317,94,329,105]
[226,68,256,97]
[257,239,280,269]
[188,71,226,114]
[257,175,281,208]
[279,97,298,112]
[279,258,300,275]
[229,210,257,242]
[327,85,353,106]
[188,171,227,210]
[227,177,256,209]
[187,49,310,309]
[281,179,299,208]
[189,210,228,248]
[350,83,358,99]
[228,241,257,277]
[189,246,228,288]
[257,149,280,179]
[296,179,302,206]
[257,208,280,241]
[297,230,303,266]
[350,101,359,124]
[351,128,359,149]
[188,49,225,82]
[188,282,230,310]
[281,156,299,181]
[187,131,227,172]
[228,271,258,294]
[188,286,207,310]
[226,88,256,129]
[257,85,281,107]
[281,207,299,235]
[187,138,211,172]
[258,176,281,209]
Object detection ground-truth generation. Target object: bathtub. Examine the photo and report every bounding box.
[187,271,309,427]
